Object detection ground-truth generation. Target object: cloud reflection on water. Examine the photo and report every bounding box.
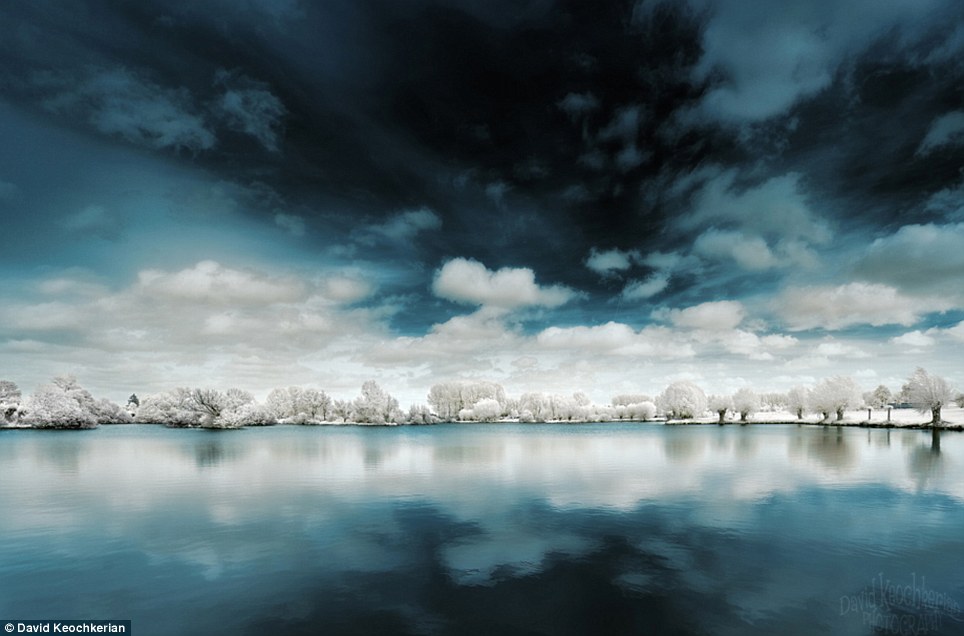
[1,425,963,635]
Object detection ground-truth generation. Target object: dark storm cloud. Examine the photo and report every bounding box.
[3,0,964,311]
[0,2,711,259]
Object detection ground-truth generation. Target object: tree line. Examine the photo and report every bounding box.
[0,368,960,430]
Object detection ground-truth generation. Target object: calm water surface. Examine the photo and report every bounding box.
[1,424,962,635]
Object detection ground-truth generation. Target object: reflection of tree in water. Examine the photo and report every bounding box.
[194,436,244,468]
[195,441,226,468]
[734,432,758,459]
[662,430,707,463]
[908,430,944,490]
[433,443,505,465]
[363,439,416,469]
[35,435,84,474]
[805,427,855,471]
[711,428,733,453]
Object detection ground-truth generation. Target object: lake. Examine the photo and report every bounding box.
[1,424,962,635]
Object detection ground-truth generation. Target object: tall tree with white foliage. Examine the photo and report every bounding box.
[905,367,955,425]
[23,375,99,429]
[786,386,809,420]
[708,395,733,424]
[809,376,861,422]
[657,381,707,420]
[352,380,401,424]
[0,380,22,424]
[732,388,760,423]
[266,387,332,424]
[407,403,438,425]
[137,387,266,428]
[428,380,506,420]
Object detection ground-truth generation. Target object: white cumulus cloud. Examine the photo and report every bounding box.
[814,341,869,358]
[432,258,576,309]
[946,321,964,343]
[585,247,638,277]
[136,260,306,305]
[773,282,949,331]
[890,330,936,347]
[536,322,694,358]
[656,300,746,331]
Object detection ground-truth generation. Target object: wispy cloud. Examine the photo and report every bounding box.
[213,70,286,153]
[36,66,216,153]
[355,208,441,245]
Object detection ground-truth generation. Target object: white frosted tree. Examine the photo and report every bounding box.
[427,382,463,420]
[407,403,438,425]
[137,388,197,425]
[625,400,657,421]
[657,381,707,420]
[708,395,733,424]
[223,388,254,411]
[787,386,809,420]
[760,392,788,411]
[905,367,955,425]
[809,376,860,422]
[471,398,503,421]
[461,381,506,413]
[137,387,262,428]
[863,385,893,409]
[23,376,99,429]
[732,388,759,423]
[518,392,550,422]
[0,380,22,424]
[266,387,301,421]
[588,404,615,422]
[91,398,133,424]
[331,399,352,423]
[352,380,401,424]
[266,387,331,424]
[189,388,232,427]
[546,394,574,421]
[221,402,274,427]
[428,380,506,421]
[611,394,652,407]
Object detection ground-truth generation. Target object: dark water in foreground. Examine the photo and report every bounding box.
[1,424,963,636]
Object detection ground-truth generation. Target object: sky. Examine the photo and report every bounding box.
[1,0,963,407]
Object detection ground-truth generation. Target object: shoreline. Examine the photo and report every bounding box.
[3,419,962,431]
